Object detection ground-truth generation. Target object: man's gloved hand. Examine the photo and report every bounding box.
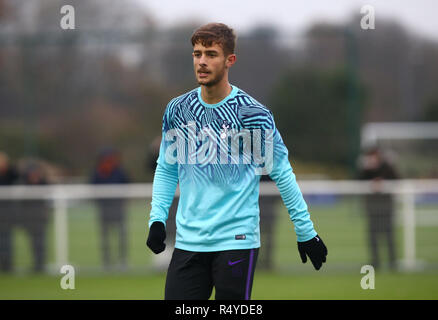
[297,235,328,270]
[146,221,166,254]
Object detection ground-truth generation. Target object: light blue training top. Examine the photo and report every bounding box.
[148,84,317,252]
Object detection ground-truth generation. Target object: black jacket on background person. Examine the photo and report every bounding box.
[359,161,398,181]
[0,166,19,186]
[358,151,399,270]
[90,150,130,270]
[0,165,19,272]
[16,164,50,273]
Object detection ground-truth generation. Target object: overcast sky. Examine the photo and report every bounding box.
[136,0,438,40]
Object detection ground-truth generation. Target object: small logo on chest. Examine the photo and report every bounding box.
[220,120,230,139]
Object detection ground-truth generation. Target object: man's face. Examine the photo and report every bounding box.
[363,152,381,170]
[27,169,42,184]
[192,42,234,87]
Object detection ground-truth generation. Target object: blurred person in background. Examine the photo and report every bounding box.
[91,147,130,271]
[358,146,400,271]
[17,162,50,273]
[146,136,178,271]
[0,152,19,272]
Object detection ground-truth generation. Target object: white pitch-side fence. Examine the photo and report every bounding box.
[0,180,437,272]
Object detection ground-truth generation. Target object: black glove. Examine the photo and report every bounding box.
[146,221,166,254]
[297,235,327,270]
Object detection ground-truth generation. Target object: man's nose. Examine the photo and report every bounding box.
[199,54,207,65]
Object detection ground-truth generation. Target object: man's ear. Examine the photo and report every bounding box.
[226,54,237,68]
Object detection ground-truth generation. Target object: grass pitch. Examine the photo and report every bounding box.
[1,196,437,300]
[1,271,438,300]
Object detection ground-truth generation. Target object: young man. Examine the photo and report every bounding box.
[147,23,327,300]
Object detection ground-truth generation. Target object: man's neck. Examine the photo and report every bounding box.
[200,80,232,104]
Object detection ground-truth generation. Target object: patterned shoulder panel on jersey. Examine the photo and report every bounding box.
[235,89,275,131]
[162,89,198,132]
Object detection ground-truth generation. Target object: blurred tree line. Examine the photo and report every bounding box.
[1,0,437,181]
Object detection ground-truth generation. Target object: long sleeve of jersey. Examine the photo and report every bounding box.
[268,122,317,242]
[148,162,178,228]
[148,101,179,228]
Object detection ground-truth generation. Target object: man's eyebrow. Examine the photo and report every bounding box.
[193,49,219,54]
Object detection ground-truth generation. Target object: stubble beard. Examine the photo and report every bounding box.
[197,64,227,87]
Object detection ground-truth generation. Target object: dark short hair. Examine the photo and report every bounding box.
[191,23,236,56]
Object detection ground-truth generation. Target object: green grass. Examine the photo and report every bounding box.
[1,271,438,300]
[3,196,438,299]
[11,197,438,270]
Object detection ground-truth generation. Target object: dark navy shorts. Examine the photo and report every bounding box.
[165,247,259,300]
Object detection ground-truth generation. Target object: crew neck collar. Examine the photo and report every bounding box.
[197,85,238,108]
